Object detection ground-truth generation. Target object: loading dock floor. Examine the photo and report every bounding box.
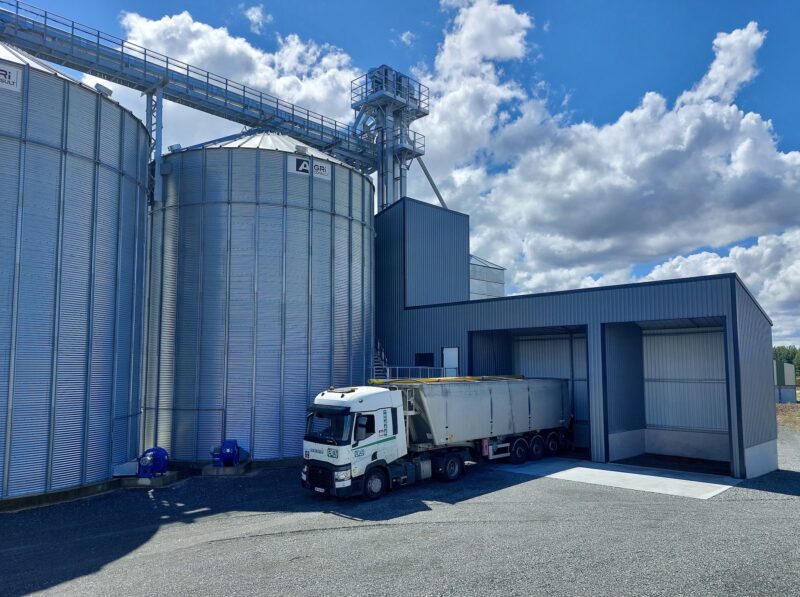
[492,458,739,499]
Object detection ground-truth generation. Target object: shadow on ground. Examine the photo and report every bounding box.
[0,462,533,596]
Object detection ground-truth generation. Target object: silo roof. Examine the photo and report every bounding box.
[176,130,346,165]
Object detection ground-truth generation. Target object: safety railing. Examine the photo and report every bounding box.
[373,366,447,380]
[0,0,379,171]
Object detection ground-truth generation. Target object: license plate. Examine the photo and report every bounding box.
[314,487,325,493]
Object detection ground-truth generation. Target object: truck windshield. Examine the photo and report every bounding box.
[305,409,354,445]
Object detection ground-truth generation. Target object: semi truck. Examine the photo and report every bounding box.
[301,376,571,499]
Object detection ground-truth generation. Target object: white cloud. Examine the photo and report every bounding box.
[399,31,416,47]
[243,4,273,35]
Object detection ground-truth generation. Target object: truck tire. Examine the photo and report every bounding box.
[440,454,463,482]
[529,435,545,460]
[545,431,560,455]
[363,468,387,500]
[509,437,528,464]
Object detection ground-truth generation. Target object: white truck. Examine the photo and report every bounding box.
[301,377,571,499]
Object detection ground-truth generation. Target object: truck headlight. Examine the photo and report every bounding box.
[301,464,308,481]
[334,469,351,481]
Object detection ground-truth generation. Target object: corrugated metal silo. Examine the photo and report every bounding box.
[144,132,374,461]
[0,45,149,499]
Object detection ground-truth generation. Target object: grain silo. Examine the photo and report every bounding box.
[0,44,149,499]
[144,132,374,461]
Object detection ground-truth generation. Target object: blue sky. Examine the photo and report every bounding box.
[29,0,800,150]
[18,0,800,344]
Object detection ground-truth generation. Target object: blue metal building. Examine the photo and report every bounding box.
[375,198,777,479]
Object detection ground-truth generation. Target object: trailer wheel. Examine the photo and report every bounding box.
[529,435,545,460]
[509,437,529,464]
[545,431,560,455]
[363,468,387,500]
[440,455,463,482]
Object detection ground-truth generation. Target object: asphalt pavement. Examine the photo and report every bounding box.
[2,429,799,597]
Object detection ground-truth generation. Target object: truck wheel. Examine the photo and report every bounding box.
[529,435,545,460]
[441,455,463,482]
[545,432,560,455]
[509,437,528,464]
[363,469,387,500]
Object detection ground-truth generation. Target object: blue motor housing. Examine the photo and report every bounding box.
[211,439,240,467]
[137,447,169,478]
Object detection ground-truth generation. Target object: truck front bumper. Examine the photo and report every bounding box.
[301,461,363,497]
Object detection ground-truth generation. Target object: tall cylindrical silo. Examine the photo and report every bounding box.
[0,45,149,499]
[145,132,374,461]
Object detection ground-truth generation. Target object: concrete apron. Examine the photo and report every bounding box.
[492,458,740,499]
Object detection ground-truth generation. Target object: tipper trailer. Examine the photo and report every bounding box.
[301,377,572,499]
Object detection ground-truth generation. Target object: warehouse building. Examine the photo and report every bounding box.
[375,198,777,479]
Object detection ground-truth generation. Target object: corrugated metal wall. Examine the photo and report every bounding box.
[512,334,590,447]
[404,199,469,307]
[643,330,728,432]
[735,280,776,450]
[145,148,374,461]
[0,59,148,498]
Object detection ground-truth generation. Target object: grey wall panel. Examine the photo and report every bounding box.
[253,204,283,459]
[736,281,777,449]
[98,102,121,169]
[26,70,63,146]
[350,224,364,384]
[643,331,727,432]
[0,136,20,493]
[86,168,119,484]
[404,199,470,307]
[334,165,350,216]
[310,212,332,395]
[333,217,350,386]
[204,151,229,203]
[66,86,95,159]
[8,143,59,497]
[226,204,256,452]
[260,151,283,204]
[150,146,373,461]
[282,208,310,454]
[231,150,256,203]
[471,331,512,376]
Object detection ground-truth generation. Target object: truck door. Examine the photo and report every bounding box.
[353,410,397,469]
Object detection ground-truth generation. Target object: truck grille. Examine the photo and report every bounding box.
[308,465,332,489]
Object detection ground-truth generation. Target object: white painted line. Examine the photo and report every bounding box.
[492,458,741,499]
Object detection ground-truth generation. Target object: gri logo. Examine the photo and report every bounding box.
[0,66,20,92]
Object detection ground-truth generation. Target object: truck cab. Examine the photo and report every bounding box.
[301,386,407,498]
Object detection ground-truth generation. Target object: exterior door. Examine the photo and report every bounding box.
[442,347,459,377]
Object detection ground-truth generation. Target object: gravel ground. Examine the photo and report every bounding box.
[2,430,800,597]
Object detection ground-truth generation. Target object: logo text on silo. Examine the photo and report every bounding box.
[291,157,331,180]
[0,65,21,93]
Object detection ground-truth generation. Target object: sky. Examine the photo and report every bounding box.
[22,0,800,345]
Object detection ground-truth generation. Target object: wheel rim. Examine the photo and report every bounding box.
[368,475,383,494]
[533,442,543,456]
[447,459,458,476]
[516,444,526,459]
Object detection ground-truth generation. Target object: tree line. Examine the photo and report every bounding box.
[773,345,800,369]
